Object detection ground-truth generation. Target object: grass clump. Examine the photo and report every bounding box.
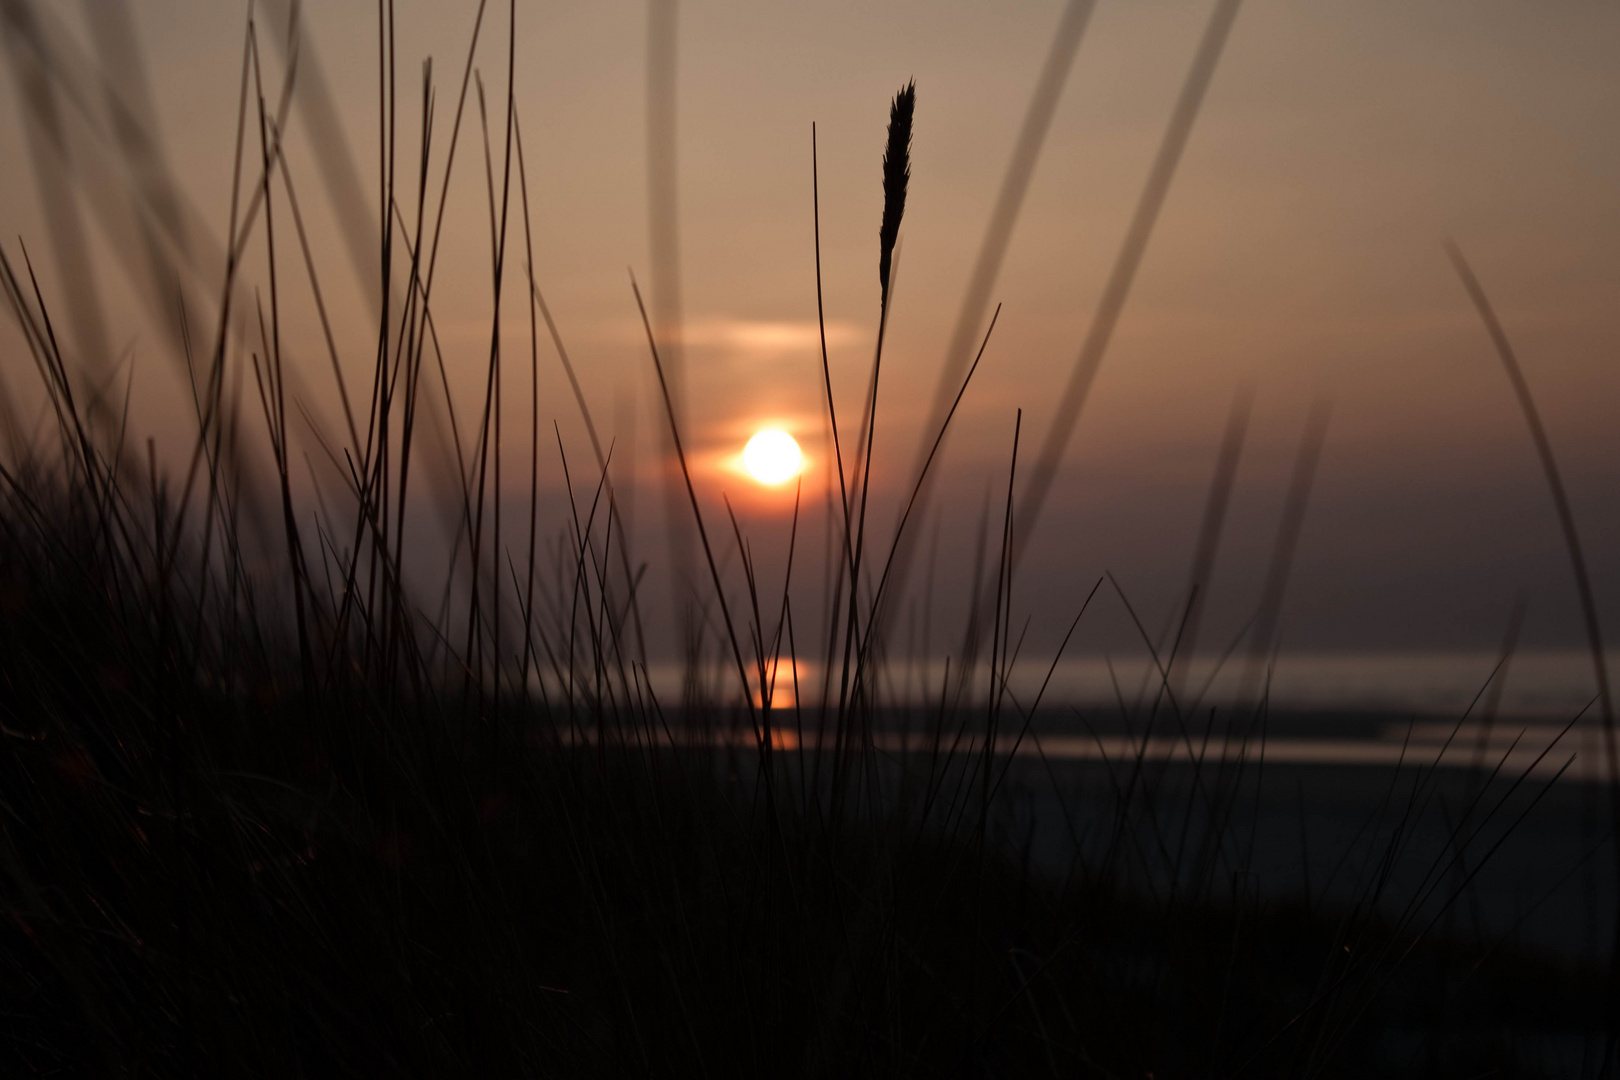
[0,5,1610,1076]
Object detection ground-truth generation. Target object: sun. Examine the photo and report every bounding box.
[742,429,803,485]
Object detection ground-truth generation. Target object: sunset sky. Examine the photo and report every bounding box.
[4,0,1620,708]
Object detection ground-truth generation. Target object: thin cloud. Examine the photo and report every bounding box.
[681,316,862,355]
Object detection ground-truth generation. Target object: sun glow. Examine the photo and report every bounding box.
[742,429,803,485]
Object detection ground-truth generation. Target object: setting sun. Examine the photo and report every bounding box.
[742,430,803,485]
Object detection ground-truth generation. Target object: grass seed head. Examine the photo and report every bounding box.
[879,78,915,311]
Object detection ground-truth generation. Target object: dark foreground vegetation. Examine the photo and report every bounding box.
[1,1,1616,1074]
[0,454,1610,1077]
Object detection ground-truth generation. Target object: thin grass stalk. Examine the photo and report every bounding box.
[513,112,543,703]
[1015,0,1243,556]
[849,304,1000,702]
[809,123,860,732]
[830,82,916,810]
[631,274,757,731]
[1235,399,1330,710]
[1166,384,1252,703]
[464,26,517,711]
[526,264,650,674]
[382,56,438,687]
[249,25,313,686]
[1444,239,1620,1069]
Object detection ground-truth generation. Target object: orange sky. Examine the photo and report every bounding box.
[4,0,1620,671]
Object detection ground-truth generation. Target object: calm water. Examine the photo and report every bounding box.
[650,706,1620,966]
